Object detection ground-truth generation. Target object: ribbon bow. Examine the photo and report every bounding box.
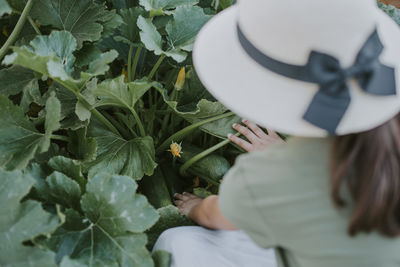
[303,30,396,134]
[237,26,397,134]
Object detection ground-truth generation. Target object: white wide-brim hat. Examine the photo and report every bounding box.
[193,0,400,137]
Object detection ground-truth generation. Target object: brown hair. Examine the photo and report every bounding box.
[330,113,400,237]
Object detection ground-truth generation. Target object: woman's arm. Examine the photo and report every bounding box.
[174,192,237,230]
[174,120,282,230]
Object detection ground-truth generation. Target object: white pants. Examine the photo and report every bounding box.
[153,226,277,267]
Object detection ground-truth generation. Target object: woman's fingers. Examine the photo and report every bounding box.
[183,192,198,199]
[174,200,183,206]
[266,128,280,138]
[229,119,284,152]
[242,119,268,138]
[174,193,190,201]
[228,133,253,152]
[232,123,259,143]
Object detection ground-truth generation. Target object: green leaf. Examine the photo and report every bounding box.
[82,172,159,234]
[35,143,70,165]
[30,0,118,48]
[30,31,77,74]
[2,31,84,90]
[113,0,138,10]
[87,118,158,180]
[43,173,159,266]
[137,15,187,62]
[67,127,97,162]
[165,6,211,52]
[43,92,61,147]
[59,257,87,267]
[87,50,119,77]
[137,16,163,55]
[0,65,35,95]
[0,168,59,267]
[194,114,241,138]
[155,72,227,120]
[3,31,117,92]
[0,0,12,17]
[0,94,59,170]
[216,0,232,10]
[20,79,41,112]
[114,7,145,45]
[141,167,172,209]
[139,0,198,13]
[146,205,194,249]
[152,250,171,267]
[48,156,86,191]
[137,5,211,62]
[93,75,156,109]
[46,171,81,210]
[74,79,96,122]
[49,83,88,130]
[25,163,51,200]
[0,65,41,112]
[100,9,124,39]
[74,45,102,68]
[157,69,241,138]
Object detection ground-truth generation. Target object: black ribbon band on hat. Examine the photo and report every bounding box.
[237,25,397,134]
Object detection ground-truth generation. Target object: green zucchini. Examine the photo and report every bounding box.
[140,167,172,209]
[160,162,185,197]
[178,144,231,182]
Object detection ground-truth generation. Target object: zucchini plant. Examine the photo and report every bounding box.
[0,0,240,266]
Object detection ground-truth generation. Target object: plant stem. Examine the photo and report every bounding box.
[127,45,134,82]
[103,111,135,139]
[160,112,170,137]
[179,132,241,176]
[27,16,41,35]
[156,112,235,154]
[52,77,121,136]
[51,134,70,142]
[148,88,153,108]
[128,106,146,137]
[148,54,166,80]
[131,45,142,80]
[0,0,34,61]
[73,90,120,136]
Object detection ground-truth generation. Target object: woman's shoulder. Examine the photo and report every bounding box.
[221,136,333,203]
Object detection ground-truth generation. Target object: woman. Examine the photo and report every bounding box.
[154,0,400,266]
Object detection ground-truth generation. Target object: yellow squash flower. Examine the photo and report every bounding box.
[168,142,183,158]
[174,67,185,91]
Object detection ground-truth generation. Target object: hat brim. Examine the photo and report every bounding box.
[193,5,400,137]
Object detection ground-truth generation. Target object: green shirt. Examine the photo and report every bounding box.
[219,137,400,267]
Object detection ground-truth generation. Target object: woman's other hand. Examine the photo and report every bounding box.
[228,119,283,152]
[174,192,203,217]
[174,192,237,230]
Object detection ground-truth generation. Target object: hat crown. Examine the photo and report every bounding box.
[237,0,378,67]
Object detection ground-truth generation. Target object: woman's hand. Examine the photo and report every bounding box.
[174,193,237,230]
[174,192,203,218]
[228,119,283,152]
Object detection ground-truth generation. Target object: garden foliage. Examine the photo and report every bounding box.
[0,0,239,266]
